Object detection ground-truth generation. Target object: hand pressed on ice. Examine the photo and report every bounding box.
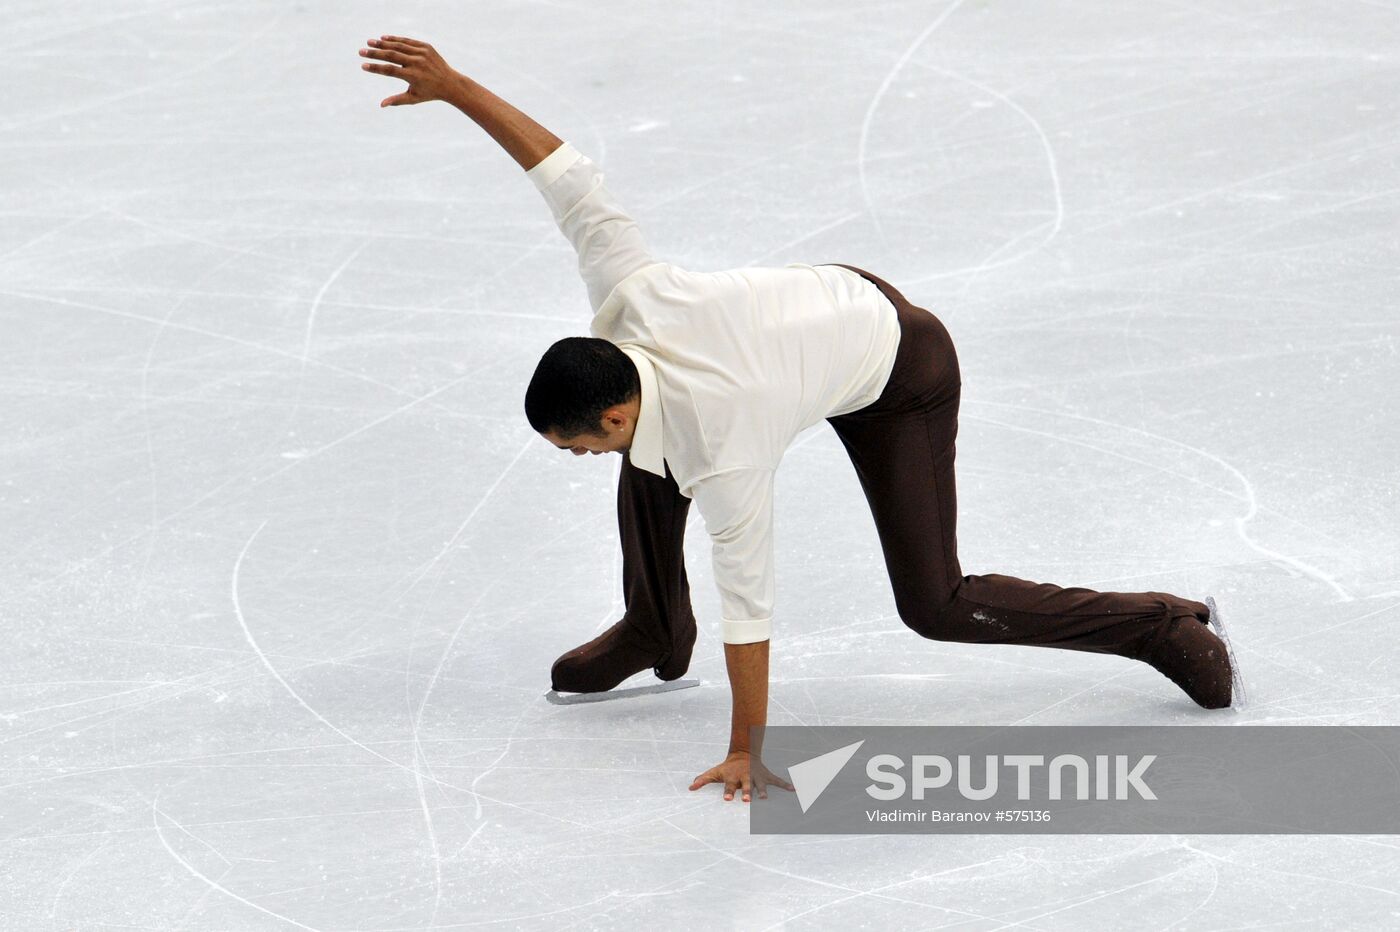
[689,749,794,803]
[359,35,459,107]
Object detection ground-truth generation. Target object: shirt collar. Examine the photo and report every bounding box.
[618,346,666,478]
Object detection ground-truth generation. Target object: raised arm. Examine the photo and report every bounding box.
[360,35,661,311]
[359,36,560,171]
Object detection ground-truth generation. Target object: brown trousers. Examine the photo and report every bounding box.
[610,263,1210,674]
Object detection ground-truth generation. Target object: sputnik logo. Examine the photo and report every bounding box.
[787,740,865,813]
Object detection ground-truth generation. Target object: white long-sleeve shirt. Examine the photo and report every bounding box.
[527,142,902,645]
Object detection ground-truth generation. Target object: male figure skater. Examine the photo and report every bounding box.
[360,35,1237,803]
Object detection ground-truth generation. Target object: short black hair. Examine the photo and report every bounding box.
[524,337,640,439]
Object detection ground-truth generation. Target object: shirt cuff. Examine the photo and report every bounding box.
[721,617,771,645]
[526,142,582,190]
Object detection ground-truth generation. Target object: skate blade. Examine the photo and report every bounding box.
[1205,596,1248,711]
[544,678,701,705]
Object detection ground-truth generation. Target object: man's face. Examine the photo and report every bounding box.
[542,426,629,457]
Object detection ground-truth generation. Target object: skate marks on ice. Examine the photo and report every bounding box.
[967,398,1355,602]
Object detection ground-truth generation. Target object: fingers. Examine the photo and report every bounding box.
[752,776,768,800]
[688,770,719,791]
[379,34,428,47]
[750,774,791,799]
[692,766,770,801]
[361,61,403,78]
[360,47,415,65]
[380,92,419,107]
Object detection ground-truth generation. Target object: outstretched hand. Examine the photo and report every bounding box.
[358,35,459,107]
[689,750,795,803]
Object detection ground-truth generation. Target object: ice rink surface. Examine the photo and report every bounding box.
[4,0,1399,928]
